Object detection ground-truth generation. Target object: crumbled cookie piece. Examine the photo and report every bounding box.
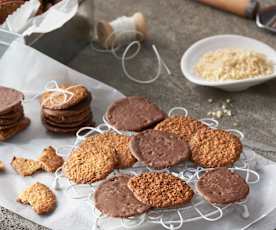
[38,146,64,172]
[17,182,56,215]
[11,156,41,176]
[128,172,194,208]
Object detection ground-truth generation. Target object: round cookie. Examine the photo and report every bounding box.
[0,112,23,126]
[63,139,117,184]
[196,168,249,204]
[190,128,242,168]
[42,118,94,134]
[105,96,166,132]
[95,175,151,218]
[41,84,90,110]
[0,105,23,119]
[129,129,190,169]
[42,93,92,117]
[154,116,208,143]
[0,86,24,114]
[44,109,92,124]
[42,113,92,128]
[128,172,194,208]
[82,133,136,169]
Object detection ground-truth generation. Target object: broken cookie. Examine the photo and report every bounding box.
[11,157,41,176]
[38,146,64,172]
[17,182,56,215]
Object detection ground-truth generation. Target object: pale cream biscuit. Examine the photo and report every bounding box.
[11,156,41,176]
[38,146,64,173]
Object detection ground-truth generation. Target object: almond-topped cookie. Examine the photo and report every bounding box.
[190,128,242,168]
[17,182,56,215]
[196,168,249,204]
[80,133,136,169]
[11,156,41,177]
[95,175,151,218]
[63,137,118,184]
[105,96,166,132]
[129,129,190,169]
[128,172,194,208]
[154,116,208,143]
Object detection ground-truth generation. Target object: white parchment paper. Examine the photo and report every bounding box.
[0,41,124,230]
[0,41,276,230]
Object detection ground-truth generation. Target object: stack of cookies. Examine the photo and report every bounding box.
[0,86,30,141]
[40,84,94,134]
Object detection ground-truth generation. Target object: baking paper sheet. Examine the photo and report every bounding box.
[0,41,276,230]
[1,0,78,36]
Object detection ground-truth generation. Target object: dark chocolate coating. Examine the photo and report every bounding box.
[130,129,190,169]
[105,96,166,132]
[196,167,249,204]
[95,175,150,218]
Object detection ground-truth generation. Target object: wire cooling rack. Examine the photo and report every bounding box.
[53,107,261,230]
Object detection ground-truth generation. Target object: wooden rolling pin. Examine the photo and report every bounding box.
[198,0,260,19]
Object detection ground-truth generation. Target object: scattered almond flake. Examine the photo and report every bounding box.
[226,99,231,103]
[233,122,239,127]
[207,111,212,116]
[208,98,213,103]
[222,104,227,110]
[216,110,223,119]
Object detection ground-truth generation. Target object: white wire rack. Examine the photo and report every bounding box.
[53,107,261,230]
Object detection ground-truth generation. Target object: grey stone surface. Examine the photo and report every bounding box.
[1,0,276,229]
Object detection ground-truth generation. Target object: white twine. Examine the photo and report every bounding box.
[91,15,171,84]
[22,80,80,108]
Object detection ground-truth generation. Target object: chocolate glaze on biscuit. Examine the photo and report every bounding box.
[95,175,151,218]
[105,96,166,132]
[130,129,190,169]
[0,86,24,114]
[196,168,249,204]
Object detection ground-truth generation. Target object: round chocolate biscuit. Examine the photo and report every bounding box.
[0,104,23,119]
[63,139,117,184]
[196,168,249,204]
[95,175,151,218]
[130,129,190,169]
[81,133,136,169]
[43,109,92,124]
[42,118,94,134]
[0,86,24,114]
[42,94,91,118]
[0,112,23,126]
[105,96,166,132]
[128,172,194,208]
[41,84,90,110]
[42,113,92,128]
[190,128,242,168]
[154,116,208,143]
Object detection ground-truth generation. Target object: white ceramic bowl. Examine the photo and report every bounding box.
[180,35,276,92]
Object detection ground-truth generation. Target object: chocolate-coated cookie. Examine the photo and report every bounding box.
[95,175,151,218]
[0,86,24,114]
[105,96,166,132]
[130,129,190,169]
[196,168,249,204]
